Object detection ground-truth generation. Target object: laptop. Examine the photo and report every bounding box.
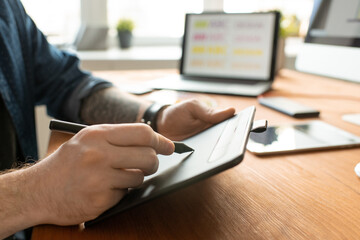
[149,12,280,97]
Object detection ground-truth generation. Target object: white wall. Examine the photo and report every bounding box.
[35,106,52,159]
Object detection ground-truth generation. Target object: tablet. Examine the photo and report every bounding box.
[85,106,257,227]
[247,120,360,155]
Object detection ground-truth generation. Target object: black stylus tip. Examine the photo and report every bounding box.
[174,142,194,153]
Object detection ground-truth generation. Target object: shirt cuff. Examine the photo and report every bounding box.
[62,76,113,122]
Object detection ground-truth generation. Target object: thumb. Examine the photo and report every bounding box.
[195,106,236,124]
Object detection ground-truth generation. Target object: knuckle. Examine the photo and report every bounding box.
[78,125,106,140]
[141,124,154,134]
[86,182,122,212]
[69,126,109,164]
[89,192,111,211]
[138,124,154,144]
[59,140,78,153]
[188,98,200,106]
[146,149,159,173]
[133,171,145,186]
[79,147,104,165]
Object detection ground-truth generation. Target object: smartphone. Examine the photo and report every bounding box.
[247,120,360,155]
[259,97,320,118]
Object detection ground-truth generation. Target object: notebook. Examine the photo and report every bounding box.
[149,12,280,97]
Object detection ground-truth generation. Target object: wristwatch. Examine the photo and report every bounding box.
[140,103,169,132]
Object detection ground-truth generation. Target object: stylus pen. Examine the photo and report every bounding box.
[49,119,194,154]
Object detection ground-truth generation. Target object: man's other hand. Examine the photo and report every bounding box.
[157,99,236,140]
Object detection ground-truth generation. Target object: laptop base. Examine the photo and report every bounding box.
[148,75,272,97]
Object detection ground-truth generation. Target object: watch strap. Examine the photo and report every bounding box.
[140,103,169,132]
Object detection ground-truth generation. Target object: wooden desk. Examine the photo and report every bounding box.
[32,69,360,240]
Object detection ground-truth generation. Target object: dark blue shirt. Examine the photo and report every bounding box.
[0,0,112,160]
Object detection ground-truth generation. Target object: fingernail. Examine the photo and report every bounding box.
[167,141,175,154]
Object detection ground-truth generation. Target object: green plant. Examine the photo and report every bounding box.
[280,14,300,38]
[116,19,135,32]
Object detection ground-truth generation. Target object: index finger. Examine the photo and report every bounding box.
[103,123,175,155]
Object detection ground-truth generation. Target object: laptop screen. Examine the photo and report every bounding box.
[181,12,278,81]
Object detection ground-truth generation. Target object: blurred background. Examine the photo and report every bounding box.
[22,0,315,157]
[22,0,314,70]
[22,0,313,43]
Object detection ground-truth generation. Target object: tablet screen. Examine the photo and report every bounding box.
[247,120,360,155]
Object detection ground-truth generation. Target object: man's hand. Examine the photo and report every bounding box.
[157,99,236,140]
[34,123,174,225]
[0,124,174,238]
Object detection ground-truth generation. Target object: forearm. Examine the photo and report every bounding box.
[0,167,44,239]
[80,87,151,124]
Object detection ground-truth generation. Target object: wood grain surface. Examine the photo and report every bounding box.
[32,69,360,240]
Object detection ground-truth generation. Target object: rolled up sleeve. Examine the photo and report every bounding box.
[61,76,113,122]
[26,10,112,122]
